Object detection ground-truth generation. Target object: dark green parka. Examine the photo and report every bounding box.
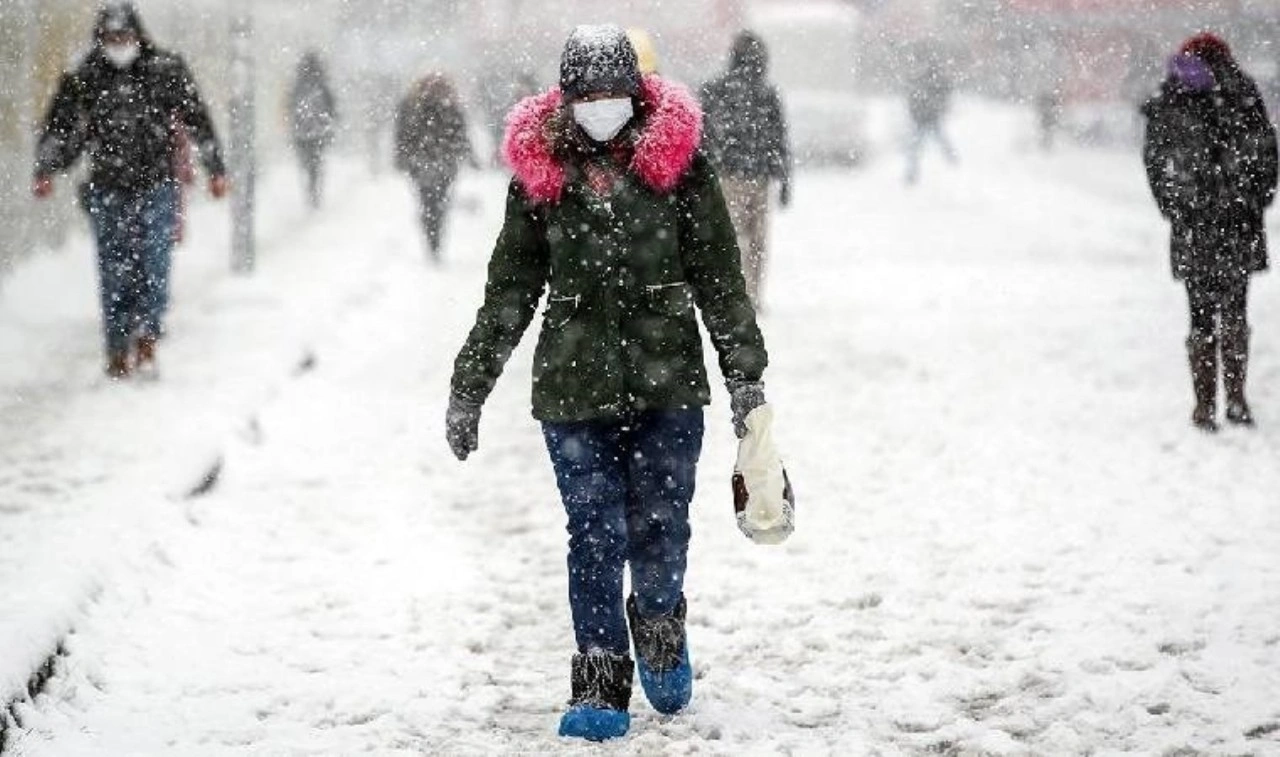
[451,75,767,422]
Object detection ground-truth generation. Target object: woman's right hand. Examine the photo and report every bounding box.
[446,394,483,461]
[729,381,767,439]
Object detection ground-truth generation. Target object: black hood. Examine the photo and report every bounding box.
[729,31,768,79]
[93,3,153,50]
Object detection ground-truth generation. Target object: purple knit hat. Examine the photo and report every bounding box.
[1168,53,1215,92]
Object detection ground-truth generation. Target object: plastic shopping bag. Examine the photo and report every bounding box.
[731,404,795,545]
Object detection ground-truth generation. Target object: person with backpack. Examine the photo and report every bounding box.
[32,2,227,379]
[289,51,338,209]
[1142,33,1277,431]
[445,25,770,741]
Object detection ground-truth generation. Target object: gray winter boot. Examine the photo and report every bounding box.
[1221,324,1255,427]
[1187,332,1218,433]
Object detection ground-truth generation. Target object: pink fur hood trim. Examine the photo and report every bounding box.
[501,74,703,204]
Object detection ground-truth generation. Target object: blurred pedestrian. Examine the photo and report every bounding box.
[1142,34,1278,431]
[626,27,660,76]
[445,25,770,741]
[905,58,957,184]
[1034,89,1064,151]
[699,30,792,311]
[33,2,227,379]
[394,74,474,262]
[1034,88,1064,152]
[289,51,338,209]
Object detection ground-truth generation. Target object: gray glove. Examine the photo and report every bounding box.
[446,394,482,461]
[728,381,767,439]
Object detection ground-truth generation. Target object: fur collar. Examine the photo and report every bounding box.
[502,75,702,204]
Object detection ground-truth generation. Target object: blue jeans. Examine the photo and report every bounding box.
[84,181,179,353]
[543,410,704,655]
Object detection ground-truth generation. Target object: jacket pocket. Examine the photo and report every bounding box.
[645,282,693,317]
[543,293,580,329]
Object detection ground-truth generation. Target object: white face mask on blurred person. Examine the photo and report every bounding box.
[103,42,140,68]
[572,98,634,143]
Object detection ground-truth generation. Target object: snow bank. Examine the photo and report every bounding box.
[0,160,411,721]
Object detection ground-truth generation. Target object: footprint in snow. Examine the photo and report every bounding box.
[1157,639,1205,657]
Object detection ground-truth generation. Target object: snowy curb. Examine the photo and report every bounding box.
[2,640,69,754]
[0,340,325,753]
[1,589,92,755]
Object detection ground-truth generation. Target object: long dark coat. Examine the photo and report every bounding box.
[1142,67,1277,280]
[290,55,338,150]
[394,77,472,187]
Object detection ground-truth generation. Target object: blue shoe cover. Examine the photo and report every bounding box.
[558,705,630,741]
[636,646,692,714]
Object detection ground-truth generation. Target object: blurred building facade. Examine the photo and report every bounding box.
[0,0,350,276]
[856,0,1280,104]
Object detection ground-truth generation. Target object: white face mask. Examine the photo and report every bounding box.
[104,42,140,68]
[572,98,634,143]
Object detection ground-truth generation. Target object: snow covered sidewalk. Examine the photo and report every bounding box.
[0,160,456,742]
[6,103,1280,755]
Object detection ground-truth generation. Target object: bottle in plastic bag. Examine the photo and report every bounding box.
[731,405,795,545]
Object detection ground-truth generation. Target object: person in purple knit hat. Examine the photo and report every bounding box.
[1141,34,1278,431]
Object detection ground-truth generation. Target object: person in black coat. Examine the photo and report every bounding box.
[33,2,227,379]
[290,51,338,209]
[699,31,792,311]
[1142,33,1278,431]
[394,74,474,262]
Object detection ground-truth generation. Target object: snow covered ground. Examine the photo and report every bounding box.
[4,101,1280,755]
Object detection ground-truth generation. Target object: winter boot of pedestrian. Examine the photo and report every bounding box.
[134,334,158,372]
[558,651,633,741]
[1221,324,1255,427]
[1187,332,1218,433]
[627,595,692,715]
[105,351,131,380]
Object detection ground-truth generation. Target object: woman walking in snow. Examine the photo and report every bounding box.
[394,74,474,262]
[1142,34,1277,431]
[445,25,770,741]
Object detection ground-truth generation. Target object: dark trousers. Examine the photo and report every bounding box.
[415,179,454,259]
[296,140,326,209]
[84,181,179,354]
[542,409,704,655]
[1187,272,1249,337]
